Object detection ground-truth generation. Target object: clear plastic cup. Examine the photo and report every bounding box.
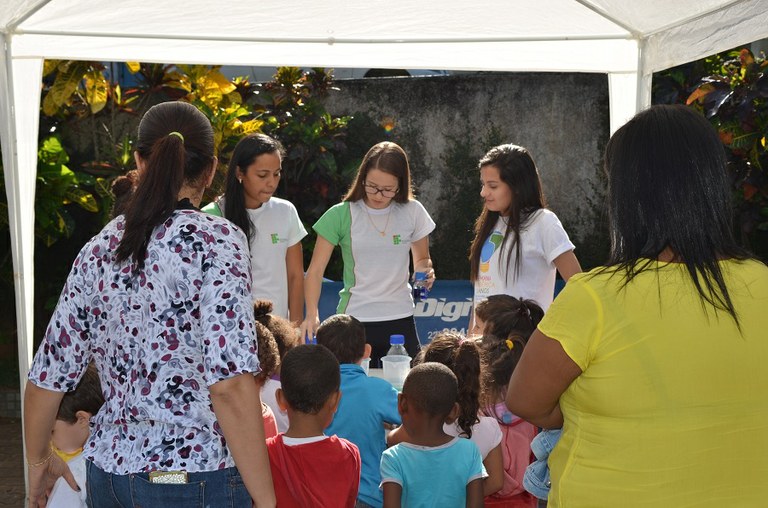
[360,357,371,376]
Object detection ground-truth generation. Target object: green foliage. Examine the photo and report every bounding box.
[34,136,99,246]
[253,67,352,223]
[655,48,768,258]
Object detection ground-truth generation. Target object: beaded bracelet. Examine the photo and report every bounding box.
[27,447,53,468]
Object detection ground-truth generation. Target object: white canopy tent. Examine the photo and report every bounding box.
[1,0,768,425]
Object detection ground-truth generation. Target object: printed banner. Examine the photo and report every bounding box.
[319,280,473,345]
[319,279,566,345]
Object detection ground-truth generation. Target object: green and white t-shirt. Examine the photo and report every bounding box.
[313,200,436,322]
[203,197,307,319]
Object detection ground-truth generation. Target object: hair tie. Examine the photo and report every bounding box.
[168,131,185,142]
[505,339,514,350]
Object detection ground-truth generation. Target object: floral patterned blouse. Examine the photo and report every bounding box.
[29,210,260,474]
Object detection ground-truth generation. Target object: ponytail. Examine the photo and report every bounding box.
[452,341,482,438]
[115,135,186,267]
[481,334,526,412]
[423,332,482,438]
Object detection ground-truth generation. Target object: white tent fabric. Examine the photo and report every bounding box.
[1,0,767,481]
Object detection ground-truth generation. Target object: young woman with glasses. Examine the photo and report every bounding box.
[300,141,436,366]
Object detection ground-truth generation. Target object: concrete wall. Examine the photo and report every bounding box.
[324,72,610,276]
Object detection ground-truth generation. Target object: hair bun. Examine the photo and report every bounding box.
[111,170,138,198]
[253,299,274,319]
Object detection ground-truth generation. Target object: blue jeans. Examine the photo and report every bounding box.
[85,460,252,508]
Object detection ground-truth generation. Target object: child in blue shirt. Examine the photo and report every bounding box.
[317,314,401,508]
[380,362,485,508]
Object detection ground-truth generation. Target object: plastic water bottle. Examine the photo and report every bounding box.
[386,334,409,357]
[382,334,411,390]
[412,272,428,302]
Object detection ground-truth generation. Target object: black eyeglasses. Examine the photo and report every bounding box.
[363,182,398,198]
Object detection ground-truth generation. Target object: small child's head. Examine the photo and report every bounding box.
[53,364,104,452]
[423,332,482,438]
[254,299,300,365]
[315,314,369,365]
[277,345,341,426]
[110,169,139,219]
[475,295,544,340]
[479,297,544,411]
[399,362,459,430]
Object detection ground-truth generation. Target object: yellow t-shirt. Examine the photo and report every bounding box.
[539,259,768,507]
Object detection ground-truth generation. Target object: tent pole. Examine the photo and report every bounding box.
[0,34,43,502]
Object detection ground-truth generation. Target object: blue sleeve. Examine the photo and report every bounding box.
[379,447,404,487]
[375,379,402,425]
[465,441,486,483]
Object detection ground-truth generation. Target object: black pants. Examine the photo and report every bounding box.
[363,316,421,368]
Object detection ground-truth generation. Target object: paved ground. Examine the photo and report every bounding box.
[0,417,25,507]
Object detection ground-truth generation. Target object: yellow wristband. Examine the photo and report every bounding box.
[27,447,53,468]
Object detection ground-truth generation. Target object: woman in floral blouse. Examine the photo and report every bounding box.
[24,101,275,507]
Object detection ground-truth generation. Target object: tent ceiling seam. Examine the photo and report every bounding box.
[11,29,634,43]
[6,0,55,32]
[572,0,641,38]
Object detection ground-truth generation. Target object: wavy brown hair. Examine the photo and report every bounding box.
[423,331,482,438]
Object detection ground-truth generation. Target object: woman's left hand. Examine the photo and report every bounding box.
[28,454,78,508]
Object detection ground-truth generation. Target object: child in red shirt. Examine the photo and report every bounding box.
[266,344,361,507]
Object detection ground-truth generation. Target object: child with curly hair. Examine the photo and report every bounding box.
[254,299,301,433]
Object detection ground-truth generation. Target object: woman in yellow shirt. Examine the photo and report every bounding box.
[507,104,768,507]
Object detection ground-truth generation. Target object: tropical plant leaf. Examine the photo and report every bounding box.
[38,136,69,166]
[42,61,88,116]
[84,70,108,114]
[686,83,714,105]
[730,132,759,150]
[66,188,99,212]
[42,59,61,77]
[95,177,112,198]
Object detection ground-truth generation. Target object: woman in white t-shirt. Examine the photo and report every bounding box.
[469,144,581,332]
[203,134,307,322]
[300,141,436,366]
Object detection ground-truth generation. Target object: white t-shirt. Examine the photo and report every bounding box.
[473,209,574,312]
[204,197,307,318]
[313,200,436,321]
[48,453,87,508]
[444,415,503,459]
[261,377,289,433]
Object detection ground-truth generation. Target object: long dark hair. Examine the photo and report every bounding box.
[423,332,481,438]
[604,104,752,323]
[469,144,545,282]
[115,102,214,268]
[344,142,414,203]
[222,134,285,242]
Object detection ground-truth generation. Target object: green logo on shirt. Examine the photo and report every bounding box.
[271,234,279,244]
[392,234,401,245]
